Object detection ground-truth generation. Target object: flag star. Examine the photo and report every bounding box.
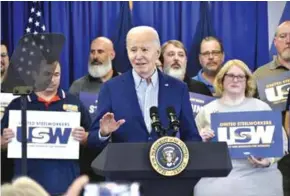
[31,7,35,13]
[32,41,36,46]
[46,49,50,53]
[20,57,24,62]
[22,47,27,52]
[30,51,34,56]
[24,37,29,42]
[26,27,31,33]
[28,17,33,23]
[35,21,40,26]
[39,45,43,50]
[18,67,23,72]
[26,71,31,75]
[41,25,45,31]
[36,11,41,17]
[33,31,38,35]
[28,61,32,65]
[41,35,45,40]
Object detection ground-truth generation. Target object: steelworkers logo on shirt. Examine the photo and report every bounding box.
[149,136,189,176]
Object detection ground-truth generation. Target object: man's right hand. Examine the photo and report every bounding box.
[1,128,15,149]
[200,127,215,142]
[99,112,125,137]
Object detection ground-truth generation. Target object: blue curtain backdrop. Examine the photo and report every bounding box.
[1,1,270,90]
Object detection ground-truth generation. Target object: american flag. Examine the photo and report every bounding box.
[25,1,46,35]
[3,1,65,93]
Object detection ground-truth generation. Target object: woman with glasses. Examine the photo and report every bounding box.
[194,59,287,196]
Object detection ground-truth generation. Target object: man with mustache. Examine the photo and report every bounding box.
[161,40,211,96]
[69,37,119,97]
[253,21,290,196]
[69,37,119,183]
[192,36,225,94]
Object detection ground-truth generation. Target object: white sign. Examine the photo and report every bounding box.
[0,93,19,119]
[8,110,80,159]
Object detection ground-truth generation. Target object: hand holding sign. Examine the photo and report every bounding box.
[72,127,87,144]
[100,112,126,137]
[1,128,14,148]
[200,126,215,142]
[248,155,271,168]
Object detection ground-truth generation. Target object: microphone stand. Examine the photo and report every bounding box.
[13,86,33,176]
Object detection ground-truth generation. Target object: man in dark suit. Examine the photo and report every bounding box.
[160,40,212,96]
[88,26,201,148]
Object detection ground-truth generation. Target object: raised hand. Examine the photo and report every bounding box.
[99,112,125,137]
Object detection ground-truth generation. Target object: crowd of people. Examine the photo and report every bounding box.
[1,20,289,196]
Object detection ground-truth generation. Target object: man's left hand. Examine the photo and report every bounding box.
[72,127,88,144]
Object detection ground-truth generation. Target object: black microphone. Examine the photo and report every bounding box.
[166,107,180,136]
[150,106,163,137]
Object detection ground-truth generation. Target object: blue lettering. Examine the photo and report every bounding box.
[16,127,71,144]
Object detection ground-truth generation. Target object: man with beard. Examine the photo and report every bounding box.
[69,37,119,97]
[161,40,211,96]
[69,37,119,183]
[254,21,290,196]
[192,36,225,94]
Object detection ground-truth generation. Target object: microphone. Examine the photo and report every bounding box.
[149,106,163,137]
[166,107,180,136]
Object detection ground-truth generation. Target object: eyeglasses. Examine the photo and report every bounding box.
[224,73,247,81]
[200,50,222,58]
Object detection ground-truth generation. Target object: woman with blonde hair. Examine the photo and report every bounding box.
[1,176,49,196]
[194,59,287,196]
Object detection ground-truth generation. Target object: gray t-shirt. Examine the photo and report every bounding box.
[69,75,103,97]
[194,97,285,196]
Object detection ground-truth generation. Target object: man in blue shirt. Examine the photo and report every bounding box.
[192,36,225,94]
[1,62,91,195]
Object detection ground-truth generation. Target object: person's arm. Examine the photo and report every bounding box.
[87,83,126,148]
[285,92,290,136]
[285,111,289,136]
[180,84,202,142]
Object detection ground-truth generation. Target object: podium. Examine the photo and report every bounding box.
[91,142,232,196]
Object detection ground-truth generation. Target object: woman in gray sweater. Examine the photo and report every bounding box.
[194,59,287,196]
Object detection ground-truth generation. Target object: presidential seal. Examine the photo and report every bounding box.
[149,136,189,176]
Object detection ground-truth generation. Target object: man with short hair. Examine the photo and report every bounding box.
[161,40,211,96]
[88,26,201,148]
[0,41,14,184]
[1,42,9,83]
[192,36,225,94]
[255,21,290,196]
[1,62,91,195]
[253,21,290,79]
[69,37,119,97]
